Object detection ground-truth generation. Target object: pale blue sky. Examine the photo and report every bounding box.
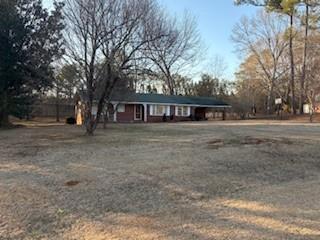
[158,0,257,79]
[43,0,258,80]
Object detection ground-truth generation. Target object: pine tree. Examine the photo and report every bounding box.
[0,0,64,127]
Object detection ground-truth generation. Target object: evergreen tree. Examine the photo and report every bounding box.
[0,0,64,126]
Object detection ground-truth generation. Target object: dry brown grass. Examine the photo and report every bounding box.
[1,121,320,239]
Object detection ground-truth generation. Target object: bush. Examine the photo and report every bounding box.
[66,117,76,125]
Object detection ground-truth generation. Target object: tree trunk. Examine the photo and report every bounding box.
[309,111,313,123]
[167,73,175,95]
[85,99,95,136]
[85,117,95,135]
[0,111,9,128]
[289,14,296,115]
[85,91,107,135]
[103,106,109,129]
[56,91,60,122]
[299,2,309,115]
[222,108,226,121]
[267,82,274,115]
[0,92,10,128]
[85,105,105,135]
[103,114,107,129]
[85,112,96,136]
[309,101,314,123]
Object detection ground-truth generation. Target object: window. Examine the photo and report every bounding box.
[175,106,190,117]
[150,105,170,116]
[117,104,125,113]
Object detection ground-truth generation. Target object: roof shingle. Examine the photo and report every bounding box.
[112,93,230,107]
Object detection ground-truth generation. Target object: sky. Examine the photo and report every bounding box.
[43,0,258,80]
[158,0,258,80]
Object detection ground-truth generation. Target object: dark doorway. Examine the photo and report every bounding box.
[195,108,206,121]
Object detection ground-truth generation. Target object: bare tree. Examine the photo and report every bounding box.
[235,0,300,115]
[64,0,166,135]
[298,0,320,114]
[232,10,288,114]
[145,11,201,95]
[303,32,320,121]
[235,54,266,112]
[209,55,228,80]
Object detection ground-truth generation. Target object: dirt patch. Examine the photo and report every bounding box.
[14,145,48,157]
[208,137,293,149]
[65,180,80,187]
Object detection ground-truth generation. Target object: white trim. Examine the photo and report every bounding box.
[110,101,230,108]
[175,106,191,117]
[134,104,143,121]
[149,105,170,116]
[113,103,118,122]
[143,103,148,122]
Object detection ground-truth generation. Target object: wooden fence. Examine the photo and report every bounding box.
[32,103,75,118]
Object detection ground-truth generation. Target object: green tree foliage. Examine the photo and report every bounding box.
[55,64,81,99]
[0,0,64,127]
[234,0,297,10]
[192,74,229,99]
[173,75,193,96]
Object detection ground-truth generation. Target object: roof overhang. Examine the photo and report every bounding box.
[111,101,231,108]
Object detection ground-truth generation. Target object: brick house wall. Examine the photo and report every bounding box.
[116,104,209,123]
[117,104,135,123]
[146,105,193,122]
[117,104,195,123]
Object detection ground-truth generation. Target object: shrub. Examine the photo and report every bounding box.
[66,117,76,125]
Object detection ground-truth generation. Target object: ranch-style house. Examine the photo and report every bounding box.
[76,93,230,123]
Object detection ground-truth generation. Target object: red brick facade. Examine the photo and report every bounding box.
[117,104,135,123]
[116,104,206,123]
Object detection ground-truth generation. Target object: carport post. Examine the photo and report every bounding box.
[143,103,148,122]
[113,103,118,122]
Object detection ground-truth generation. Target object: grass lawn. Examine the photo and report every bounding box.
[1,120,320,239]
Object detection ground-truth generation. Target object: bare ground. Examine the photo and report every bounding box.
[1,121,320,240]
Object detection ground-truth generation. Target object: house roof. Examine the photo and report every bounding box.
[111,93,230,107]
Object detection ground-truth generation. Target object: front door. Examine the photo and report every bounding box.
[134,104,143,121]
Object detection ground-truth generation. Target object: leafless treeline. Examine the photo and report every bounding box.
[232,2,320,117]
